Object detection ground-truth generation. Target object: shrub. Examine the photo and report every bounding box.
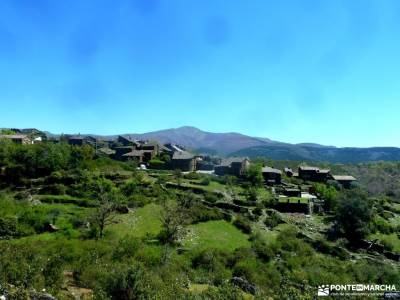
[148,159,166,170]
[120,179,140,197]
[372,216,394,234]
[380,238,394,251]
[204,192,220,203]
[200,177,211,186]
[127,194,151,208]
[0,217,20,238]
[112,236,141,260]
[184,172,200,180]
[264,210,282,229]
[250,232,277,262]
[189,205,226,224]
[332,190,372,243]
[252,206,263,216]
[232,257,259,283]
[233,217,252,234]
[191,249,231,285]
[40,183,67,195]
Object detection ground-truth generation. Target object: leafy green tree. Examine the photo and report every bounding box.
[158,201,188,263]
[69,144,94,168]
[90,180,120,239]
[333,190,372,243]
[313,182,338,211]
[245,164,263,187]
[173,169,183,186]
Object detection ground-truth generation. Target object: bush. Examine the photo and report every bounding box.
[127,194,151,208]
[148,159,166,170]
[204,192,220,203]
[200,177,211,186]
[252,206,263,216]
[191,248,231,285]
[233,217,252,234]
[101,263,155,300]
[120,179,140,197]
[380,238,394,251]
[264,210,282,229]
[232,257,260,284]
[39,195,94,207]
[250,232,277,262]
[189,205,226,224]
[372,216,394,234]
[184,172,200,180]
[112,236,141,260]
[0,217,21,238]
[332,190,372,242]
[40,183,67,195]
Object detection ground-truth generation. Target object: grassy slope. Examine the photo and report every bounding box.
[184,220,250,252]
[369,232,400,252]
[107,203,162,238]
[107,202,251,252]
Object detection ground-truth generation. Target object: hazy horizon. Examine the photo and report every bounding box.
[1,0,399,147]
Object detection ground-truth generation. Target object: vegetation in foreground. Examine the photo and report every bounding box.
[0,140,399,299]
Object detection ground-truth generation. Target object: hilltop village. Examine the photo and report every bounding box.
[0,129,357,215]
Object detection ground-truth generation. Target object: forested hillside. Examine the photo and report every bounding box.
[231,144,400,163]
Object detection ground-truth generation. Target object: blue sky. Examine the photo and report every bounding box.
[0,0,399,147]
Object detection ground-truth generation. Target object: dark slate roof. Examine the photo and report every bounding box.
[69,135,84,140]
[0,134,28,139]
[163,143,184,152]
[119,135,141,146]
[98,148,115,155]
[299,166,319,171]
[220,157,248,166]
[123,150,145,157]
[299,166,330,173]
[332,175,356,181]
[142,141,159,147]
[262,166,282,174]
[172,151,194,160]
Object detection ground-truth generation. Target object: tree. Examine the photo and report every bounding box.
[90,181,119,239]
[332,190,372,243]
[158,201,187,246]
[313,182,338,211]
[245,164,263,187]
[69,144,94,168]
[158,201,188,263]
[173,169,183,186]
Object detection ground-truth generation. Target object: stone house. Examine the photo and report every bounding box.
[298,166,331,182]
[214,157,250,177]
[332,175,357,188]
[262,166,282,185]
[0,134,32,144]
[170,151,196,171]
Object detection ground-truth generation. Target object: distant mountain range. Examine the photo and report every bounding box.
[113,126,400,163]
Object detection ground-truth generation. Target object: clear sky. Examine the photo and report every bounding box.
[0,0,399,147]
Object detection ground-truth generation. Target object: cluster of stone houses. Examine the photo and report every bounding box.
[0,130,357,191]
[261,165,357,214]
[262,165,356,188]
[109,136,251,174]
[55,134,249,175]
